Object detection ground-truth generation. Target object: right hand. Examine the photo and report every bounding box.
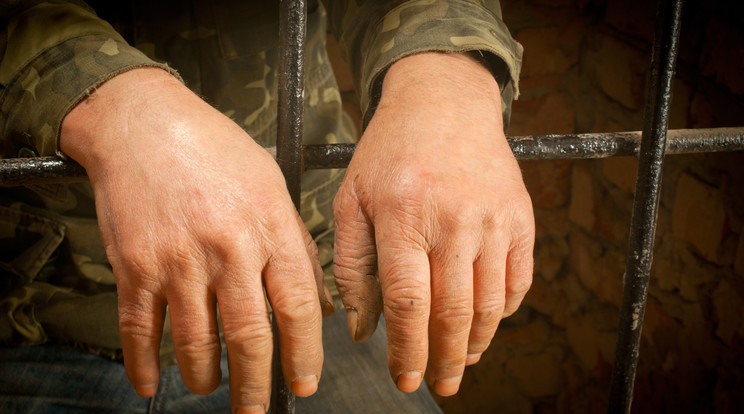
[60,68,334,413]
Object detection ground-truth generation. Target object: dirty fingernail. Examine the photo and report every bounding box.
[321,286,335,316]
[434,376,462,397]
[291,375,318,397]
[346,309,359,340]
[323,285,334,304]
[396,371,423,393]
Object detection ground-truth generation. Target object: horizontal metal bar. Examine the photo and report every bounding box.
[2,127,743,187]
[0,156,87,186]
[303,127,744,169]
[507,127,744,160]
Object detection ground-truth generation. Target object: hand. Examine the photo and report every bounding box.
[332,53,534,396]
[61,68,334,413]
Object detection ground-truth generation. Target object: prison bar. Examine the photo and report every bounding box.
[2,128,742,187]
[271,0,307,413]
[0,0,741,412]
[302,127,744,169]
[608,0,683,412]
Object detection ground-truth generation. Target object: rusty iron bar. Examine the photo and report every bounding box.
[272,1,306,413]
[4,128,742,187]
[0,156,87,186]
[1,0,731,413]
[608,0,683,412]
[302,127,744,169]
[276,0,306,208]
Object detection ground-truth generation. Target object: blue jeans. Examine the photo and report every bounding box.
[0,311,443,413]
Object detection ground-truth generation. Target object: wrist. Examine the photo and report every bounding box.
[60,67,184,167]
[379,52,501,110]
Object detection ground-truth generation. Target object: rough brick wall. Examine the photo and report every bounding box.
[328,0,744,412]
[433,1,744,412]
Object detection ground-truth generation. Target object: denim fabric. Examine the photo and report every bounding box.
[0,310,443,413]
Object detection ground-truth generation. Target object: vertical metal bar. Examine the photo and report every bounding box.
[276,0,306,207]
[273,1,306,413]
[608,0,683,413]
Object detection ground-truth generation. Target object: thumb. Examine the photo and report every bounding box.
[332,187,382,342]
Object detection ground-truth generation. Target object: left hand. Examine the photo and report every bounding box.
[332,52,535,396]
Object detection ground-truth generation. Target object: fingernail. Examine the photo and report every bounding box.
[321,286,335,316]
[134,384,158,397]
[323,285,334,306]
[346,309,359,340]
[466,353,482,365]
[396,371,423,393]
[235,405,266,414]
[434,376,462,397]
[291,375,318,397]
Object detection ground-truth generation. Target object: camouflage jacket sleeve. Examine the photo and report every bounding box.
[0,0,179,159]
[321,0,523,128]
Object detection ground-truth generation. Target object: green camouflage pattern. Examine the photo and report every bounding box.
[322,0,522,128]
[0,0,521,360]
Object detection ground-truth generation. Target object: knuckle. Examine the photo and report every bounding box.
[441,195,482,222]
[113,246,161,280]
[174,334,221,359]
[248,207,295,248]
[118,302,160,340]
[431,302,474,334]
[472,298,504,328]
[272,292,321,329]
[383,281,430,323]
[223,321,273,349]
[387,200,427,232]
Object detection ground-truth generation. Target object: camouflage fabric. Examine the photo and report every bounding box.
[323,0,523,129]
[0,0,522,361]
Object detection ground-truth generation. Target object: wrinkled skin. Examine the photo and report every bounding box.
[61,68,333,414]
[333,52,535,396]
[58,51,534,411]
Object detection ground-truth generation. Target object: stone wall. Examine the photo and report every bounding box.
[328,0,744,412]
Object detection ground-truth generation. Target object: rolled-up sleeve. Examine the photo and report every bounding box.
[322,0,523,127]
[0,0,178,158]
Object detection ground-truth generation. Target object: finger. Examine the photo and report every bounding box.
[167,272,222,395]
[375,218,431,393]
[263,231,324,398]
[333,189,382,342]
[295,211,335,317]
[216,265,273,413]
[503,217,535,318]
[117,277,166,398]
[426,237,475,397]
[466,234,508,367]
